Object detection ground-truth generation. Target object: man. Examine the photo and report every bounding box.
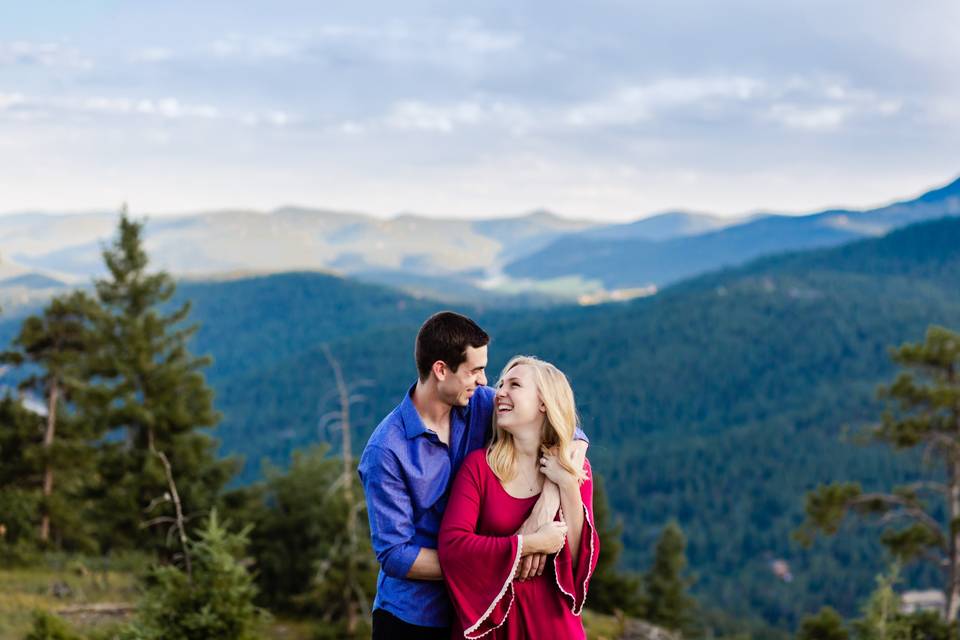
[358,311,588,638]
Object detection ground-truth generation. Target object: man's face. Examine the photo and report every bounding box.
[438,345,488,407]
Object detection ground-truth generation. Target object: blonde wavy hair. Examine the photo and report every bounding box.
[487,355,586,484]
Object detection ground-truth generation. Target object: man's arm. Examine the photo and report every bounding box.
[359,445,441,580]
[406,548,442,580]
[515,440,588,578]
[521,440,587,530]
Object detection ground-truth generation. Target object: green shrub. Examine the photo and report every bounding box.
[23,610,82,640]
[131,510,266,640]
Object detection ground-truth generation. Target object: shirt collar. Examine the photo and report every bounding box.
[400,382,467,440]
[401,383,429,439]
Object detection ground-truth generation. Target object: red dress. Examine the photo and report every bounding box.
[438,449,599,639]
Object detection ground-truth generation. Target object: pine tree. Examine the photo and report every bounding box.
[0,396,44,561]
[231,445,377,637]
[130,510,266,640]
[642,520,697,634]
[1,291,101,548]
[587,475,644,615]
[84,209,237,552]
[796,606,848,640]
[799,325,960,619]
[850,567,906,640]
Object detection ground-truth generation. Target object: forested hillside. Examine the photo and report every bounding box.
[2,217,957,631]
[184,217,960,629]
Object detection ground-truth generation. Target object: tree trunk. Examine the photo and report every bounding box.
[948,460,960,621]
[322,346,358,633]
[40,381,59,543]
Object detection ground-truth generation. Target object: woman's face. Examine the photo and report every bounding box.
[495,364,545,435]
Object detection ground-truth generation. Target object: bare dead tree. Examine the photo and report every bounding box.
[319,345,373,634]
[140,427,192,579]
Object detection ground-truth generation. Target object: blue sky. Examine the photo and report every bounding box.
[1,1,958,220]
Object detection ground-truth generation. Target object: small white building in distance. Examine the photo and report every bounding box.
[901,590,945,615]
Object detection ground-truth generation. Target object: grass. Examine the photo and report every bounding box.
[0,559,139,640]
[0,556,626,640]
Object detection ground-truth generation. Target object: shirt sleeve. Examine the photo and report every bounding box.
[438,454,523,639]
[358,444,421,579]
[573,425,589,443]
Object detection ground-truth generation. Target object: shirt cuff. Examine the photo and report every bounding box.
[384,543,423,579]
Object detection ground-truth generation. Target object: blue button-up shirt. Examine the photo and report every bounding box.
[358,383,587,627]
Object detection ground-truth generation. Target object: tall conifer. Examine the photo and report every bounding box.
[643,520,697,633]
[85,209,236,551]
[588,475,644,615]
[800,325,960,620]
[1,291,100,548]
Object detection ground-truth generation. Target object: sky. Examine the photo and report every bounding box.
[1,1,959,221]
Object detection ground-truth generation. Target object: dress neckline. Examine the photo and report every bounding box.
[483,458,542,500]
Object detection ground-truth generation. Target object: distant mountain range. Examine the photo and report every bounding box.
[0,207,597,300]
[2,175,958,303]
[505,176,960,288]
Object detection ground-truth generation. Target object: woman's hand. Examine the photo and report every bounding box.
[539,449,577,489]
[533,521,568,554]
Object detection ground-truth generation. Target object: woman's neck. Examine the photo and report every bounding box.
[512,429,541,462]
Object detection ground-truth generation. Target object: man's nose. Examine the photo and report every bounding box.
[479,371,487,387]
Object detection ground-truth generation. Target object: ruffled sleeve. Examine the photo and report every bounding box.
[439,453,522,639]
[553,458,600,615]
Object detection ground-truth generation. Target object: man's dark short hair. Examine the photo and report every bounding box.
[415,311,490,381]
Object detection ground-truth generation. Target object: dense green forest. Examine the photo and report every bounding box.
[0,213,685,639]
[171,216,960,629]
[2,215,959,635]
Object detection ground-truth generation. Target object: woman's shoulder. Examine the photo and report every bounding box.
[464,448,489,469]
[456,449,492,487]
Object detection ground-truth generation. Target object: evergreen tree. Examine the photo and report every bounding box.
[0,396,44,563]
[1,291,100,548]
[84,209,237,551]
[587,475,644,615]
[642,520,697,634]
[851,568,905,640]
[797,607,848,640]
[800,326,960,619]
[227,445,377,637]
[129,510,266,640]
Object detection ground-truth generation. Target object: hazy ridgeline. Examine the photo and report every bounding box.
[1,213,960,638]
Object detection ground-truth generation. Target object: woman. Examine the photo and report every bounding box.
[438,355,599,639]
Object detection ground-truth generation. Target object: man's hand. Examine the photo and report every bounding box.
[516,551,547,580]
[515,480,560,579]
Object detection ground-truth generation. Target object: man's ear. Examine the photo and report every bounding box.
[432,360,448,380]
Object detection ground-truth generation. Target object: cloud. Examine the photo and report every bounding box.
[132,47,176,63]
[333,72,908,142]
[0,41,93,69]
[564,76,765,127]
[80,96,218,119]
[0,92,293,127]
[446,20,522,53]
[764,104,852,132]
[763,77,903,132]
[0,93,26,110]
[208,34,303,60]
[383,99,531,133]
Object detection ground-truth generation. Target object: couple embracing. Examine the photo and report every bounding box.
[358,311,599,639]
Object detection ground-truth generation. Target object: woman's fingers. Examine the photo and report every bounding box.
[534,553,546,576]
